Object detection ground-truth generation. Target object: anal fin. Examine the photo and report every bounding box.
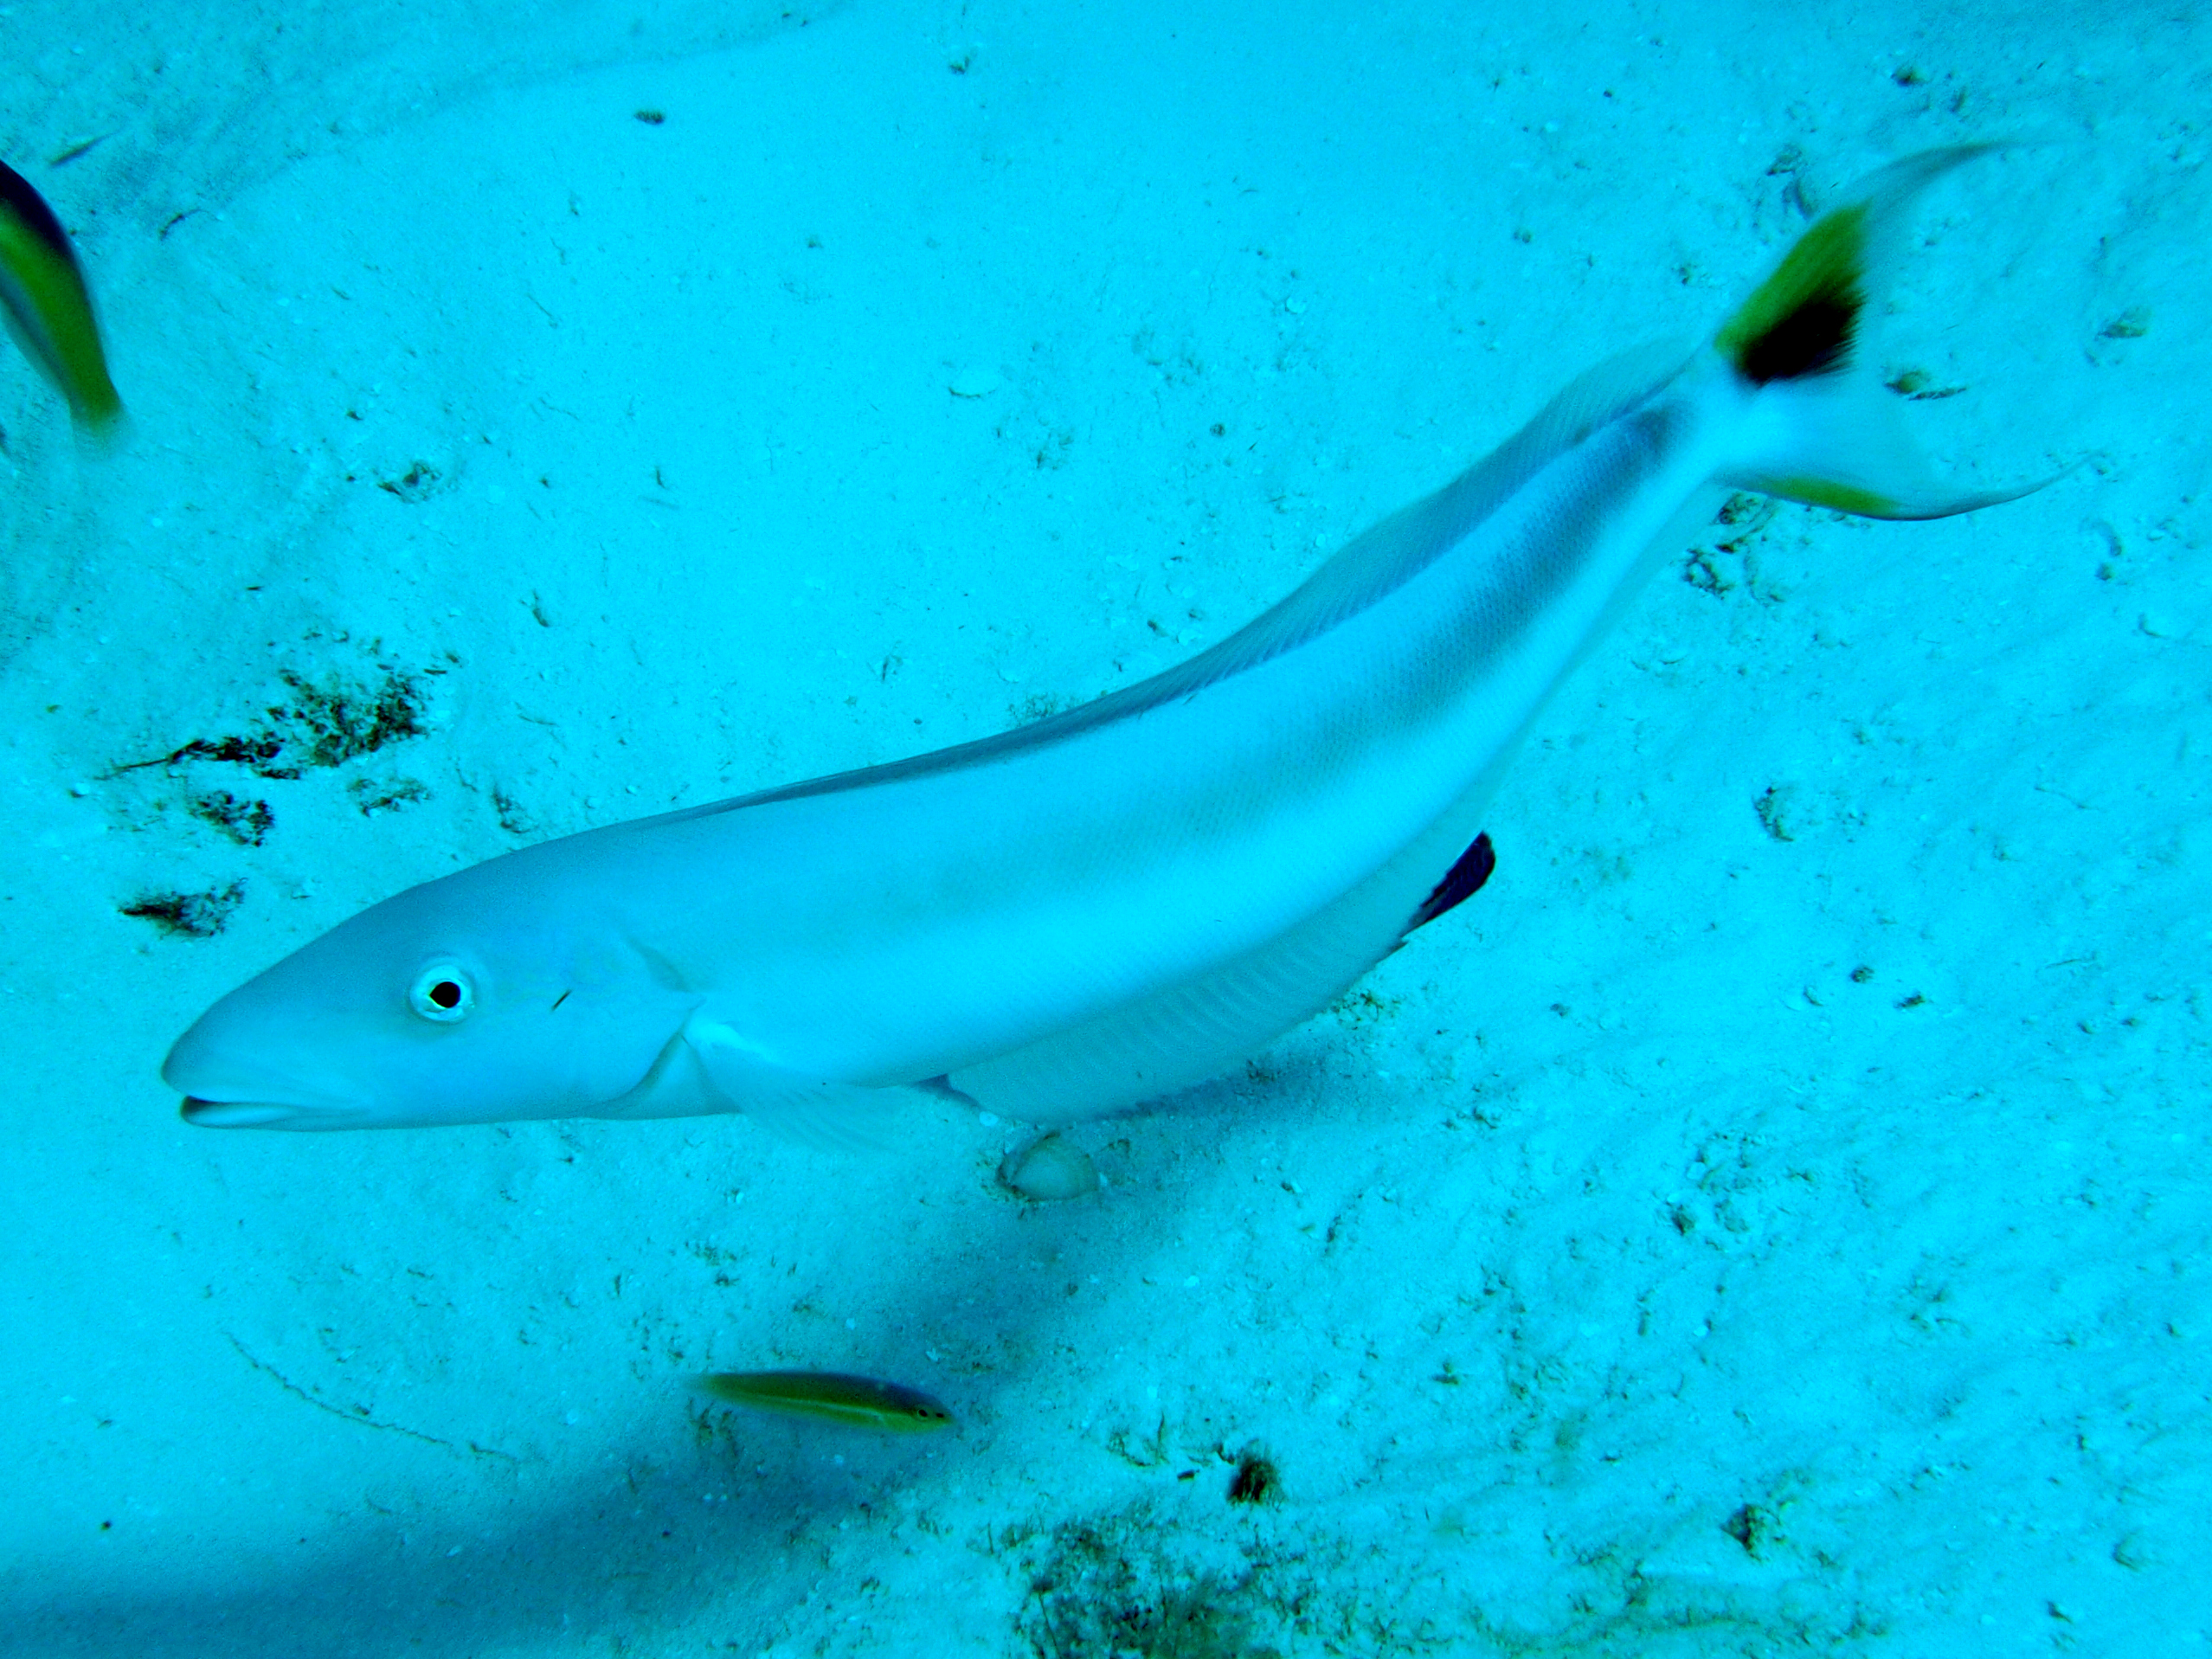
[947,815,1501,1124]
[1409,832,1495,930]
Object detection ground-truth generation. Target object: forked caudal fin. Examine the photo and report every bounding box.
[1713,145,2052,521]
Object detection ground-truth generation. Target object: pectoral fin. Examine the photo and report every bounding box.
[683,1020,910,1152]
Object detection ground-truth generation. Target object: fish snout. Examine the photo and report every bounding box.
[164,1026,370,1129]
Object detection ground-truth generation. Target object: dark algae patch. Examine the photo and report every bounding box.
[120,666,430,781]
[121,882,244,939]
[1019,1515,1284,1659]
[187,790,274,846]
[376,460,443,502]
[1007,1500,1495,1656]
[1226,1450,1280,1506]
[102,659,440,864]
[348,776,429,815]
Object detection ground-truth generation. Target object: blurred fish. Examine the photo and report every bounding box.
[0,158,123,435]
[165,148,2048,1139]
[696,1370,955,1431]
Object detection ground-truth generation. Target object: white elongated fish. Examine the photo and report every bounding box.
[164,148,2040,1140]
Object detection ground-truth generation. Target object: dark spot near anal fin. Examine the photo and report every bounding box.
[1408,832,1495,931]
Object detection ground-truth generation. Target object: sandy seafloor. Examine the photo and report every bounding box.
[2,0,2208,1653]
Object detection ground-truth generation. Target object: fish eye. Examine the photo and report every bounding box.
[408,962,476,1024]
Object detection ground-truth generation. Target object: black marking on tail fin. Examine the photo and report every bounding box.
[1717,202,1871,385]
[1409,832,1495,931]
[1738,288,1858,383]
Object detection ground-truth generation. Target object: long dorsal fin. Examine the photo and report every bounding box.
[646,345,1688,828]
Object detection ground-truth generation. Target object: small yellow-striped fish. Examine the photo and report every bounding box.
[695,1369,955,1431]
[0,158,123,435]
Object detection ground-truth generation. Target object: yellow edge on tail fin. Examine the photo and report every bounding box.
[1716,145,2003,388]
[1712,145,2052,522]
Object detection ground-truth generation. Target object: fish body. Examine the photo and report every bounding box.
[0,158,122,435]
[696,1370,954,1431]
[164,149,2038,1139]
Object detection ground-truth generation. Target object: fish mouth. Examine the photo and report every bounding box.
[165,1032,372,1129]
[178,1095,366,1130]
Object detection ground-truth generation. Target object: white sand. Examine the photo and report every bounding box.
[3,1,2206,1652]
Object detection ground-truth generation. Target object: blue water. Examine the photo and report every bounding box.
[4,2,2207,1653]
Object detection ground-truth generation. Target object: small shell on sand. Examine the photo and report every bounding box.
[997,1134,1098,1202]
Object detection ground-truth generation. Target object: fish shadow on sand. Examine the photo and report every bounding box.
[15,1051,1357,1656]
